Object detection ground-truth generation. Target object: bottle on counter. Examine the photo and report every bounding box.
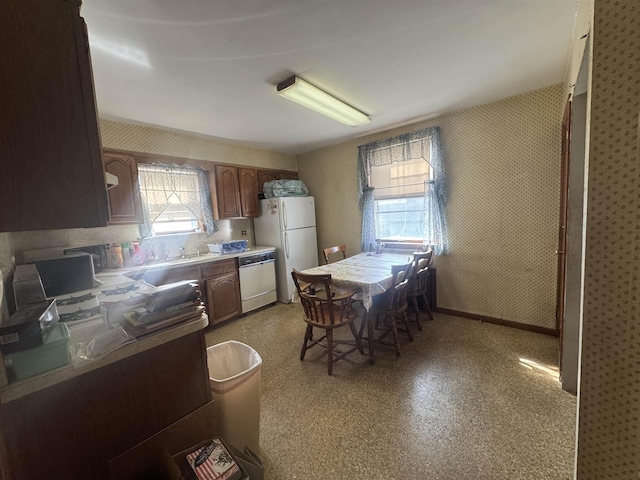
[131,241,144,265]
[121,242,131,266]
[106,242,124,269]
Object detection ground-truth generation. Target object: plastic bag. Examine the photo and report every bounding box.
[263,180,308,198]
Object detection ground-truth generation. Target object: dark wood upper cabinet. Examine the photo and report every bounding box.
[257,170,299,194]
[0,0,109,232]
[103,153,142,224]
[238,168,259,217]
[257,171,279,194]
[215,165,242,218]
[214,165,260,218]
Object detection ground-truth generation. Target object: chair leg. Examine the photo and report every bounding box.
[410,296,423,331]
[326,328,334,375]
[300,325,313,360]
[402,311,413,342]
[389,315,401,357]
[349,321,364,354]
[421,292,434,320]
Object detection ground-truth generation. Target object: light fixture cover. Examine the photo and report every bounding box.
[276,76,370,127]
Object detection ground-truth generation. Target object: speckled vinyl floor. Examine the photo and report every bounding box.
[205,303,576,480]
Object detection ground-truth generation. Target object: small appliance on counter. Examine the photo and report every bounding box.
[0,265,60,356]
[23,243,108,273]
[26,252,101,297]
[13,264,47,309]
[0,300,59,354]
[3,322,70,382]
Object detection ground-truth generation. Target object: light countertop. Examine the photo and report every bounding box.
[0,247,276,403]
[97,245,276,279]
[0,314,209,404]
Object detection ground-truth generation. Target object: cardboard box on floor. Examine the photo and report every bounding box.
[109,401,218,480]
[109,401,263,480]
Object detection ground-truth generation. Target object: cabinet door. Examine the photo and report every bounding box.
[104,153,142,224]
[257,171,280,194]
[0,0,108,232]
[215,165,241,218]
[238,168,259,217]
[205,271,241,325]
[280,171,299,180]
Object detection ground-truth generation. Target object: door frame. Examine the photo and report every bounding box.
[556,95,572,364]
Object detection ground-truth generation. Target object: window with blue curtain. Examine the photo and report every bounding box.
[357,126,449,255]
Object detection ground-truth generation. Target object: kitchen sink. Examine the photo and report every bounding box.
[144,253,213,266]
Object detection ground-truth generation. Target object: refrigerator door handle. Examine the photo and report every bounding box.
[282,202,287,230]
[285,231,290,258]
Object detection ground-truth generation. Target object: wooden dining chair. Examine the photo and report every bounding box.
[322,245,347,264]
[369,262,413,357]
[291,269,363,375]
[406,258,433,331]
[407,251,434,325]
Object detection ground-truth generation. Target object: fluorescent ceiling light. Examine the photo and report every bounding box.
[276,76,370,127]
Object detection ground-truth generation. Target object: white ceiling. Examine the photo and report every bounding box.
[82,0,578,155]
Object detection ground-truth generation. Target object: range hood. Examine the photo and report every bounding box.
[105,172,119,190]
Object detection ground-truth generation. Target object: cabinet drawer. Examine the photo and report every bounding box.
[143,265,200,286]
[200,259,237,278]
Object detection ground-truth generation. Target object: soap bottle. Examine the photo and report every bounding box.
[131,241,144,265]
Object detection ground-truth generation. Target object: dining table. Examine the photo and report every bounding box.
[300,252,414,364]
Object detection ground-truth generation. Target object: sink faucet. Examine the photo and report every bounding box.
[179,247,186,259]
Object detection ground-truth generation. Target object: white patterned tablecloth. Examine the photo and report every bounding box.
[301,253,413,310]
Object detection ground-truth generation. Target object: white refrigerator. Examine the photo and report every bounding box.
[253,196,319,303]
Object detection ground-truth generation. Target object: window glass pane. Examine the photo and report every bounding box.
[375,197,425,240]
[370,158,430,199]
[152,220,198,235]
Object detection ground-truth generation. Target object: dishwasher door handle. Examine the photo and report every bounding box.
[239,259,275,268]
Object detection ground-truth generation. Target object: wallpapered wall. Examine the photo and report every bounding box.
[298,85,563,330]
[7,120,297,262]
[100,119,296,171]
[574,0,640,477]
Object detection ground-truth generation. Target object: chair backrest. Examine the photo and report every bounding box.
[411,258,430,294]
[323,245,346,264]
[413,250,433,267]
[391,262,412,284]
[383,263,412,312]
[291,269,351,325]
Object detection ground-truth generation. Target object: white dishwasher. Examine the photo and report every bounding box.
[238,250,277,314]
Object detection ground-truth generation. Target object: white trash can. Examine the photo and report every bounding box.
[207,340,262,452]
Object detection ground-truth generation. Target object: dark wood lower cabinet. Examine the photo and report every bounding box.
[0,330,211,480]
[205,270,241,325]
[142,259,242,325]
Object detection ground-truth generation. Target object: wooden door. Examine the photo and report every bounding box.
[238,168,259,217]
[556,96,571,363]
[205,271,241,324]
[215,165,241,218]
[103,153,142,224]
